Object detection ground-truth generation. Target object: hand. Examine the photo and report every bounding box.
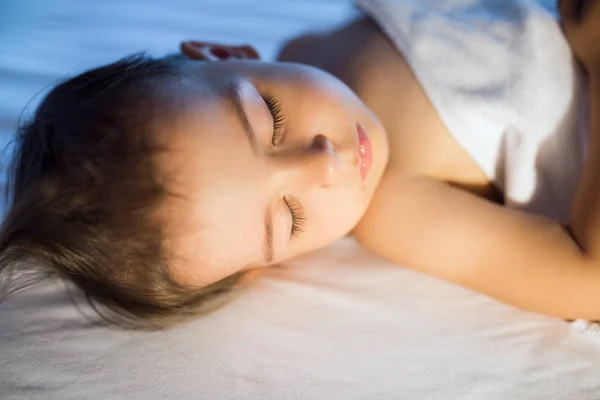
[559,0,600,73]
[180,41,259,62]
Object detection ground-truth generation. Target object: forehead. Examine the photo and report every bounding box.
[152,78,269,286]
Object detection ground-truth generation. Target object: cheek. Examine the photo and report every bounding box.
[308,189,365,244]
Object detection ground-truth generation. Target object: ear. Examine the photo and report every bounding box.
[180,41,260,61]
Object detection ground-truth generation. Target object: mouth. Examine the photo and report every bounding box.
[356,123,372,181]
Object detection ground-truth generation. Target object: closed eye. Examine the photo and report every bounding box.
[263,95,286,146]
[283,195,305,238]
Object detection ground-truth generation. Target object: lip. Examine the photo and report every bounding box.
[356,123,372,181]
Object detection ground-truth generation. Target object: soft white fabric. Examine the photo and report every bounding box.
[572,319,600,338]
[2,0,600,399]
[2,238,600,400]
[357,0,588,223]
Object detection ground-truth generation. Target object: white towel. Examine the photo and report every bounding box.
[356,0,589,223]
[572,320,600,339]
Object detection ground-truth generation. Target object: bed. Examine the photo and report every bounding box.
[1,0,600,399]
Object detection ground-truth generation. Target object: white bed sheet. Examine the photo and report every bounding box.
[2,238,600,399]
[1,0,600,399]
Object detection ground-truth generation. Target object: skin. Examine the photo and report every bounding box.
[155,42,389,286]
[159,4,600,320]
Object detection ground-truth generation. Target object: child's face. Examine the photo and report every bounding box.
[155,43,389,287]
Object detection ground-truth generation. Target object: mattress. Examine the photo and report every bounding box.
[1,0,600,399]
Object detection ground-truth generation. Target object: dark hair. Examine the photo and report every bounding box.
[0,53,243,330]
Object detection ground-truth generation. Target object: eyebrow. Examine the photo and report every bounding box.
[226,83,274,263]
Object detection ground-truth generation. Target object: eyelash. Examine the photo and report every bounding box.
[263,95,286,146]
[283,196,305,238]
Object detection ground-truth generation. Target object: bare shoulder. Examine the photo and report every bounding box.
[279,16,499,200]
[276,16,390,83]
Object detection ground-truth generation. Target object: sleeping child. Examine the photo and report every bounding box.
[1,0,599,329]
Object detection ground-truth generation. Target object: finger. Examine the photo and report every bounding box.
[233,45,260,60]
[180,41,212,60]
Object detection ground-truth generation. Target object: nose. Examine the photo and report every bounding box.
[275,134,341,189]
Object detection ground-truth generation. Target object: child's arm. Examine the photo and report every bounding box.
[353,2,600,320]
[354,174,599,319]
